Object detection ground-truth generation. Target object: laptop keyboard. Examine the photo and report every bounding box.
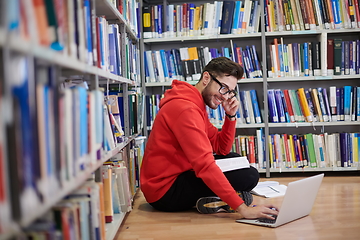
[258,215,277,224]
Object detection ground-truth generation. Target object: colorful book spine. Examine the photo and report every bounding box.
[305,88,316,121]
[334,39,342,75]
[250,90,262,123]
[329,86,337,121]
[317,88,330,122]
[274,89,286,122]
[297,88,313,122]
[351,86,357,121]
[157,5,163,37]
[232,1,242,34]
[357,87,360,120]
[303,42,309,76]
[344,86,352,121]
[311,88,324,122]
[293,135,302,167]
[280,90,291,123]
[340,87,345,120]
[268,89,279,123]
[283,89,295,122]
[239,91,251,124]
[305,133,317,168]
[322,88,332,122]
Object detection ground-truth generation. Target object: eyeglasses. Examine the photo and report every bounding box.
[208,73,237,99]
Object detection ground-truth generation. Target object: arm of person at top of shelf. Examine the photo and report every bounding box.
[236,203,279,220]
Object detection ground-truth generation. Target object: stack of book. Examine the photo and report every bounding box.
[142,1,261,39]
[144,44,262,83]
[264,0,360,32]
[268,38,360,78]
[267,132,359,169]
[267,86,360,123]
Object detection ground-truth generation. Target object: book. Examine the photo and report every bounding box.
[33,0,50,46]
[274,89,286,123]
[297,88,313,122]
[317,87,330,122]
[344,86,352,121]
[250,181,287,198]
[101,165,113,223]
[220,1,235,34]
[142,5,152,38]
[215,156,250,172]
[250,89,262,123]
[305,133,317,168]
[327,39,334,75]
[268,89,279,123]
[334,38,343,75]
[329,86,337,120]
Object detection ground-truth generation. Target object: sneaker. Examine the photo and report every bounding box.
[196,191,253,214]
[196,196,234,214]
[237,191,253,206]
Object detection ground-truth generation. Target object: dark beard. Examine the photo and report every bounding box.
[202,85,219,110]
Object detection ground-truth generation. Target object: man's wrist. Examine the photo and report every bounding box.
[226,113,237,120]
[236,202,248,217]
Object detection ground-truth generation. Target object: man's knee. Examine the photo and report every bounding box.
[248,166,260,189]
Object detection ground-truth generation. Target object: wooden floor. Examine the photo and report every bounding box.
[115,175,360,240]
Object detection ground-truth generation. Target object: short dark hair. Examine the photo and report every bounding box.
[200,57,244,80]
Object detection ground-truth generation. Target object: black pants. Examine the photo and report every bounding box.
[149,152,259,212]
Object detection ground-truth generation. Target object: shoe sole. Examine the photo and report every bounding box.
[196,197,234,214]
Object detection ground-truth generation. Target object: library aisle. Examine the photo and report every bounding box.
[115,176,360,240]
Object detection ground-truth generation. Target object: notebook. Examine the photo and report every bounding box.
[236,173,324,228]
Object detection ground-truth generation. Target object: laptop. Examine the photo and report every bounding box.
[236,173,324,228]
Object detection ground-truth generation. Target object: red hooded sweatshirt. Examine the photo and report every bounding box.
[140,80,244,210]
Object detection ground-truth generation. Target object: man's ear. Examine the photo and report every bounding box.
[203,72,211,86]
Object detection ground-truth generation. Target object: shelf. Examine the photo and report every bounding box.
[95,0,137,41]
[145,78,263,87]
[144,32,261,43]
[267,166,360,173]
[105,213,126,240]
[238,78,264,83]
[146,80,199,87]
[145,74,360,86]
[265,30,322,37]
[0,33,133,84]
[144,29,360,43]
[236,123,265,128]
[268,121,360,128]
[19,139,131,227]
[102,136,135,161]
[257,169,267,173]
[265,28,360,37]
[211,123,265,129]
[323,28,360,34]
[267,74,360,82]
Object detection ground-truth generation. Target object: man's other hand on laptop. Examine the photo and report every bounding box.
[236,203,279,220]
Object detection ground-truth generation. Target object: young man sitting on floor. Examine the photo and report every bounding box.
[140,57,278,220]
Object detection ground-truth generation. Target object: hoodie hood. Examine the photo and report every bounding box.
[159,80,205,111]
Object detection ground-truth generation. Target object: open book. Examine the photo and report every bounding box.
[251,181,287,198]
[215,156,250,172]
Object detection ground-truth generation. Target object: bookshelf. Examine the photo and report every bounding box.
[0,33,133,84]
[105,213,126,240]
[140,0,360,177]
[18,139,132,228]
[0,0,143,239]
